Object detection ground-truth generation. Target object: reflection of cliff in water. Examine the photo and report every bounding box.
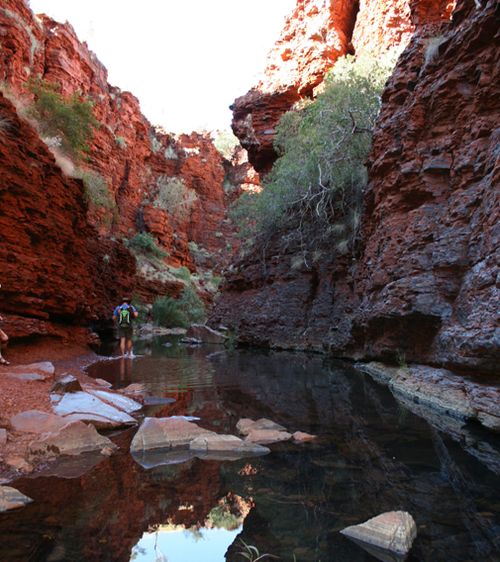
[0,347,498,561]
[210,351,500,561]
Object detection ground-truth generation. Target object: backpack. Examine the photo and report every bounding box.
[118,306,132,327]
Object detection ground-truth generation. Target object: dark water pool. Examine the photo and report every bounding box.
[1,337,499,562]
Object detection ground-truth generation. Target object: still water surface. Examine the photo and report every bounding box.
[1,337,499,561]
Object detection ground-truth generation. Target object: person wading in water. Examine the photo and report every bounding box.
[112,297,138,357]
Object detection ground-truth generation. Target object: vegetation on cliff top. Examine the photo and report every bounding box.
[232,53,396,260]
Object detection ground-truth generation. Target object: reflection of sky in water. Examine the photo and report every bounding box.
[130,526,242,562]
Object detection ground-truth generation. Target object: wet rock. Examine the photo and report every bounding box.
[28,420,117,460]
[3,361,55,382]
[186,324,227,344]
[292,431,317,443]
[340,511,417,560]
[0,486,33,512]
[95,378,113,388]
[180,337,202,345]
[52,391,137,428]
[236,417,288,436]
[143,396,177,406]
[245,429,293,445]
[119,383,146,396]
[189,434,270,455]
[0,428,7,446]
[50,374,83,394]
[130,417,214,452]
[10,410,68,434]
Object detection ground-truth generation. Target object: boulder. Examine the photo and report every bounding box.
[51,374,83,394]
[3,361,55,382]
[130,417,214,452]
[186,324,227,344]
[340,511,417,560]
[10,410,68,434]
[28,420,117,460]
[189,434,270,455]
[52,391,137,428]
[0,486,33,512]
[245,429,292,445]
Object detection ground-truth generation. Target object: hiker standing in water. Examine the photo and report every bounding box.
[0,284,9,365]
[112,297,138,357]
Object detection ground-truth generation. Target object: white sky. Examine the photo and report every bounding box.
[29,0,296,133]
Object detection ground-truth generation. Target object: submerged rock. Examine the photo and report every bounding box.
[340,511,417,561]
[237,418,287,436]
[292,431,317,443]
[28,420,117,460]
[189,434,269,455]
[186,324,227,344]
[0,486,33,512]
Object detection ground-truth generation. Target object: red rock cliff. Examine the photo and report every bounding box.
[0,0,251,338]
[212,0,499,375]
[232,0,455,173]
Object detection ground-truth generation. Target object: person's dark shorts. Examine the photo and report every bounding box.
[118,326,133,339]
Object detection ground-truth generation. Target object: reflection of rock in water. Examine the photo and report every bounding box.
[211,351,500,562]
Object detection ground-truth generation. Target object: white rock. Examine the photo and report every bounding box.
[0,486,33,512]
[340,511,417,558]
[84,388,142,414]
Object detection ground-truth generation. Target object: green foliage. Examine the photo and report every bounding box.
[206,505,240,530]
[126,232,168,259]
[213,129,239,160]
[154,175,198,218]
[79,170,115,209]
[152,286,205,328]
[237,539,279,562]
[172,265,192,282]
[131,294,149,319]
[28,78,98,157]
[152,296,188,328]
[232,53,397,256]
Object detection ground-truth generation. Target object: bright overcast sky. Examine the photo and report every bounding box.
[29,0,296,133]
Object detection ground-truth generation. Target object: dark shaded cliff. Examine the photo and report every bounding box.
[212,0,499,375]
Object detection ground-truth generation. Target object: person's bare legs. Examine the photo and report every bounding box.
[127,337,134,357]
[119,336,126,356]
[0,328,9,365]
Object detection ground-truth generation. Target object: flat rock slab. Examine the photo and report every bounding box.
[0,486,33,512]
[130,417,214,452]
[245,429,292,445]
[340,511,417,559]
[189,434,270,455]
[28,420,117,459]
[52,391,137,428]
[10,410,69,434]
[237,417,288,436]
[3,361,55,382]
[84,388,142,414]
[186,324,227,344]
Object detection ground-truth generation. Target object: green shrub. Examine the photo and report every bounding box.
[28,78,98,157]
[152,296,188,328]
[78,170,115,209]
[126,232,167,259]
[154,176,198,218]
[232,52,397,255]
[172,265,192,282]
[152,286,205,328]
[213,129,239,160]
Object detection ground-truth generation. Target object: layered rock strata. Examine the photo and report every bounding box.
[212,0,499,376]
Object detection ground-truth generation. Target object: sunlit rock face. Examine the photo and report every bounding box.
[231,0,455,173]
[213,0,499,375]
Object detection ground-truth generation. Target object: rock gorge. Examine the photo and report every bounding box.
[0,0,258,340]
[213,0,499,376]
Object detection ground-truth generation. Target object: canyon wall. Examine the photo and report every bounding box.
[232,0,455,174]
[212,0,499,375]
[0,0,251,338]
